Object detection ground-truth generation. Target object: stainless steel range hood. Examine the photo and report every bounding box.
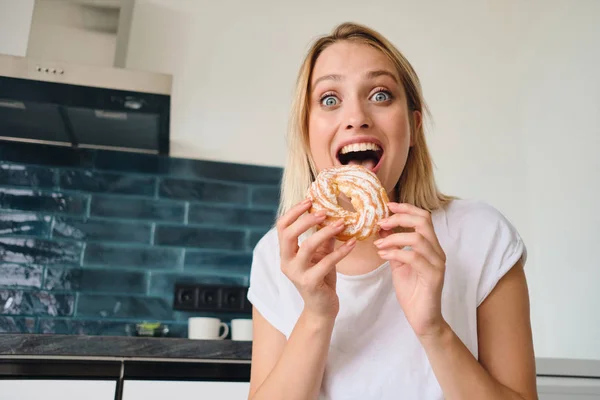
[0,54,172,155]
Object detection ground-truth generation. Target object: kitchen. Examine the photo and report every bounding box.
[0,0,599,399]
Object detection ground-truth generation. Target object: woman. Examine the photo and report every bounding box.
[247,22,537,400]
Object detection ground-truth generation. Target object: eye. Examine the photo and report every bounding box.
[370,90,392,102]
[320,94,339,107]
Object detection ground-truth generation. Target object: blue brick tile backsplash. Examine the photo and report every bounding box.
[0,188,88,215]
[159,178,250,204]
[76,294,172,319]
[0,290,75,316]
[0,213,52,237]
[44,267,148,294]
[154,225,247,250]
[0,264,44,288]
[52,217,152,244]
[90,195,185,222]
[0,237,83,264]
[0,140,282,337]
[83,242,184,269]
[250,186,281,208]
[0,163,56,189]
[60,170,157,196]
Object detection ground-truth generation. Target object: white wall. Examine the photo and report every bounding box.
[125,0,530,248]
[125,1,529,224]
[518,0,600,360]
[0,0,35,56]
[125,0,600,361]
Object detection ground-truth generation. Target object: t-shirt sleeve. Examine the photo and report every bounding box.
[474,204,528,306]
[246,229,288,334]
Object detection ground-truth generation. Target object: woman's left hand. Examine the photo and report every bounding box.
[374,202,447,339]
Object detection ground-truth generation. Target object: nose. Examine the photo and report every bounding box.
[344,100,371,131]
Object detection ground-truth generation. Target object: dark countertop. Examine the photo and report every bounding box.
[3,335,600,379]
[0,334,252,362]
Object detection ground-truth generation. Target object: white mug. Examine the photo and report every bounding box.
[231,318,253,341]
[188,317,229,340]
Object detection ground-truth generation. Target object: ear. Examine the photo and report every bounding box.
[410,110,422,147]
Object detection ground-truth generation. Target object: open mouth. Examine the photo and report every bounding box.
[336,141,384,172]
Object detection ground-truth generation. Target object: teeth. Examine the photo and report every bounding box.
[340,142,381,155]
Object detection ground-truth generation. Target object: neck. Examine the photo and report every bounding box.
[335,234,386,276]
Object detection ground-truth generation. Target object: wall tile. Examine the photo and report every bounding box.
[60,170,156,196]
[90,195,185,222]
[172,310,249,323]
[0,212,51,237]
[53,217,151,244]
[184,250,252,270]
[45,267,147,294]
[94,150,283,185]
[0,290,74,316]
[188,204,275,228]
[77,294,172,319]
[159,178,248,205]
[165,158,282,185]
[0,316,36,333]
[0,237,83,265]
[0,141,283,333]
[149,271,249,297]
[248,230,269,250]
[94,150,162,175]
[84,243,182,269]
[0,163,56,189]
[0,141,95,168]
[250,186,280,208]
[38,318,188,338]
[0,264,43,288]
[154,226,246,250]
[0,188,87,215]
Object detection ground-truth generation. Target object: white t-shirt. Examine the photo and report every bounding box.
[247,199,526,399]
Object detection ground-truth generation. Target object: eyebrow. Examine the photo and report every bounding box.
[312,69,399,90]
[366,69,399,83]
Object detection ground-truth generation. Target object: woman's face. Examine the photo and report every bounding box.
[307,41,419,196]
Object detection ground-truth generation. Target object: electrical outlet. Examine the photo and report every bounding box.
[173,284,198,310]
[173,283,250,314]
[199,287,219,307]
[221,287,244,311]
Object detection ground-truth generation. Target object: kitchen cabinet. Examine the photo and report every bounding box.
[538,376,600,399]
[122,380,250,400]
[0,379,117,400]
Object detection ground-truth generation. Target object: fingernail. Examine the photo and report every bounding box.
[333,219,345,227]
[303,199,311,205]
[378,250,388,257]
[374,239,383,247]
[314,211,326,218]
[377,219,388,226]
[346,238,357,247]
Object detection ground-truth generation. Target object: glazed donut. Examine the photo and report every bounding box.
[306,164,390,241]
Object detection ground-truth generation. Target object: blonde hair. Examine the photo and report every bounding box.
[278,22,454,217]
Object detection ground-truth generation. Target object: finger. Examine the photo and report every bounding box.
[378,248,444,280]
[305,238,357,282]
[377,213,441,254]
[387,202,430,218]
[296,219,346,266]
[374,232,444,267]
[276,198,312,235]
[312,236,335,264]
[378,228,394,239]
[279,209,327,261]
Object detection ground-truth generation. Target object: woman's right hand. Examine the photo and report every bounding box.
[277,199,357,320]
